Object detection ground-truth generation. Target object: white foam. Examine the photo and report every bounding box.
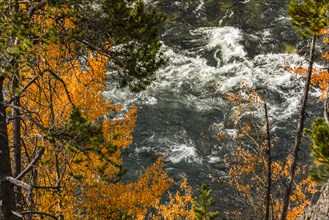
[208,156,222,164]
[166,144,200,163]
[139,130,203,164]
[105,24,322,162]
[195,0,205,12]
[191,26,247,64]
[225,129,238,138]
[106,28,308,121]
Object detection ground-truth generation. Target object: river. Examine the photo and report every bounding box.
[105,0,322,213]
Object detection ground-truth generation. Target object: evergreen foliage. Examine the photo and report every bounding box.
[288,0,329,37]
[193,184,219,220]
[72,0,167,91]
[0,0,166,90]
[304,117,329,180]
[61,107,103,150]
[280,1,329,219]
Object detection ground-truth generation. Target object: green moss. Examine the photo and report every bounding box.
[283,43,298,54]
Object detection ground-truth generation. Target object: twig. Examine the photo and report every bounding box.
[46,69,75,107]
[16,147,45,180]
[5,74,40,105]
[6,177,31,191]
[30,185,63,190]
[11,211,23,218]
[20,211,62,219]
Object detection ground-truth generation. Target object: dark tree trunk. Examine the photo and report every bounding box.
[12,72,22,211]
[11,0,22,206]
[280,34,317,220]
[264,95,272,220]
[0,77,17,220]
[12,74,21,178]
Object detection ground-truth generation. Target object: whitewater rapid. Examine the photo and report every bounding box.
[105,24,319,164]
[105,0,323,210]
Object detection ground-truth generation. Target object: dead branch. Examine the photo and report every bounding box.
[20,211,62,219]
[16,147,45,180]
[5,177,31,191]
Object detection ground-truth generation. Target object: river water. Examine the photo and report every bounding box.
[105,0,322,212]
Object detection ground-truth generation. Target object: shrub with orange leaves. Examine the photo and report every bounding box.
[221,87,317,220]
[150,178,195,220]
[81,157,173,219]
[287,29,329,99]
[6,33,169,219]
[225,144,317,220]
[12,42,177,219]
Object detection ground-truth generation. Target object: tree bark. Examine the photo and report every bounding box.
[11,1,22,211]
[12,72,22,211]
[280,34,317,220]
[11,0,21,182]
[264,95,272,220]
[12,73,21,178]
[324,92,329,125]
[0,77,17,220]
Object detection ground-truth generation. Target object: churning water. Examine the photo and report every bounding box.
[105,0,322,210]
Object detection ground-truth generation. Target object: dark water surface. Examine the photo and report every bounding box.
[105,0,322,213]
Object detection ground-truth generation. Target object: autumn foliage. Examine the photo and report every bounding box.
[151,178,195,220]
[3,1,328,219]
[287,29,329,98]
[0,2,180,219]
[7,39,175,218]
[221,86,317,219]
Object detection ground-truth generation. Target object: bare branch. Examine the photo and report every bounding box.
[5,74,41,105]
[5,177,31,191]
[11,211,23,218]
[6,104,48,131]
[20,211,62,220]
[31,185,64,190]
[47,69,75,107]
[264,94,272,220]
[16,147,45,181]
[280,33,317,220]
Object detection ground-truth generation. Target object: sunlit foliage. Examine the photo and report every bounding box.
[221,86,317,220]
[0,0,176,219]
[151,178,195,220]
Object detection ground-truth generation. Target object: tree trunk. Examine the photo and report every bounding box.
[0,77,17,220]
[324,92,329,125]
[264,95,272,220]
[280,34,317,220]
[11,0,22,207]
[12,72,22,211]
[12,4,21,179]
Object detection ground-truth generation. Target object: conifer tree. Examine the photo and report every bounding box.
[193,184,219,220]
[281,1,329,219]
[304,118,329,180]
[288,0,328,37]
